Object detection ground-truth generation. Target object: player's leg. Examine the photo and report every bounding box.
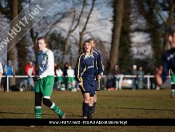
[87,95,94,119]
[35,80,42,118]
[118,74,124,90]
[92,80,100,115]
[88,80,95,118]
[171,84,175,98]
[43,76,66,118]
[80,79,91,119]
[82,92,90,119]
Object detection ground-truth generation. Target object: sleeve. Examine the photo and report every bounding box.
[39,51,54,78]
[161,54,169,83]
[55,69,60,77]
[32,66,36,75]
[25,65,28,75]
[74,55,84,83]
[10,66,14,75]
[96,52,103,75]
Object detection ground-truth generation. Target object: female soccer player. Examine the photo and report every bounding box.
[34,37,66,119]
[75,40,97,119]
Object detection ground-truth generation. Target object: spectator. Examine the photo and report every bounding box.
[106,73,115,90]
[63,62,69,76]
[63,62,69,90]
[55,65,64,91]
[67,65,76,92]
[113,64,124,90]
[137,66,144,89]
[0,62,3,90]
[25,61,36,91]
[3,60,15,92]
[132,65,137,90]
[18,78,28,92]
[101,64,107,90]
[150,66,158,89]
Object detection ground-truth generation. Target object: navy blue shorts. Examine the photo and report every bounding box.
[80,77,95,96]
[95,79,101,91]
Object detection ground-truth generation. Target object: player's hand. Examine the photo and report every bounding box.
[34,75,40,82]
[97,74,102,80]
[78,82,83,87]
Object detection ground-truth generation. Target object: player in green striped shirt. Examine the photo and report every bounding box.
[34,37,66,119]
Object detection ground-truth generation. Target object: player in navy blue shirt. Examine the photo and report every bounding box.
[155,25,175,98]
[75,40,98,119]
[88,38,103,116]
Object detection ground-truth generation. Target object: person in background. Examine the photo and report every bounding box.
[55,65,64,91]
[25,61,36,91]
[0,62,3,90]
[132,65,137,90]
[63,62,69,90]
[101,64,107,90]
[113,64,124,90]
[137,66,144,89]
[3,60,15,92]
[154,25,175,98]
[67,65,76,92]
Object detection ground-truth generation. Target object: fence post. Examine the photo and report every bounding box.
[147,76,150,90]
[7,76,9,92]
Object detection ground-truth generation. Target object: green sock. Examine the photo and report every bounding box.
[51,103,64,117]
[35,106,42,119]
[171,89,174,95]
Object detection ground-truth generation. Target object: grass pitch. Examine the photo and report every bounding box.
[0,89,175,132]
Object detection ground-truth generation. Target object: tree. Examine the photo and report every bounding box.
[7,0,18,85]
[108,0,124,73]
[118,0,131,73]
[62,0,86,66]
[136,0,175,67]
[47,31,65,64]
[78,0,96,53]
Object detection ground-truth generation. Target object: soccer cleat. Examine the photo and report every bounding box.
[83,116,87,119]
[59,112,66,119]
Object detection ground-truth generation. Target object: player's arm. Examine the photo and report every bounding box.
[154,54,169,86]
[33,66,36,75]
[96,53,103,79]
[75,55,84,85]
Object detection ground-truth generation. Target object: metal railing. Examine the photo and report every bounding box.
[1,75,155,92]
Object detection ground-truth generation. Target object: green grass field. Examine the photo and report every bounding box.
[0,89,175,132]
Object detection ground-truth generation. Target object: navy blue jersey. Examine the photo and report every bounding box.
[93,50,103,75]
[161,48,175,82]
[75,53,97,83]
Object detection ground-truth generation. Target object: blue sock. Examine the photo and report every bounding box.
[83,102,89,117]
